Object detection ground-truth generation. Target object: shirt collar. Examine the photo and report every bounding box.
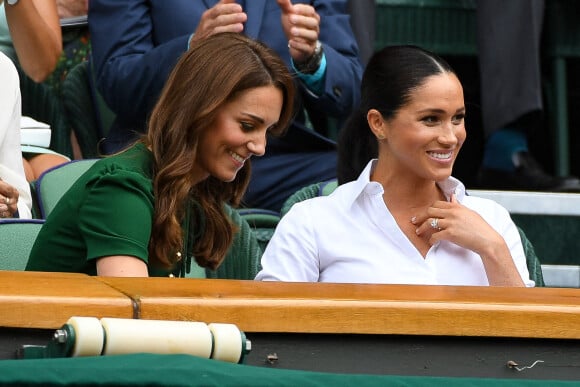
[342,159,467,206]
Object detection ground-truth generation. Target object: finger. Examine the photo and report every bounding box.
[276,0,294,14]
[288,36,318,53]
[291,3,320,19]
[450,193,457,203]
[415,217,442,237]
[289,25,319,42]
[288,13,320,30]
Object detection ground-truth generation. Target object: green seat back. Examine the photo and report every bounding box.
[61,61,116,158]
[61,62,102,159]
[281,180,338,217]
[518,226,545,287]
[237,208,281,253]
[204,205,263,280]
[35,159,99,218]
[0,219,45,270]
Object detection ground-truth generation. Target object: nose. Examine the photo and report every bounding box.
[438,122,459,146]
[247,132,267,157]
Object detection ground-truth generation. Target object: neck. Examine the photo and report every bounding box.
[371,164,445,210]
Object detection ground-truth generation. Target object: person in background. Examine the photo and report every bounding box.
[256,45,533,287]
[0,0,69,181]
[27,33,295,277]
[89,0,363,212]
[476,0,580,191]
[0,51,32,219]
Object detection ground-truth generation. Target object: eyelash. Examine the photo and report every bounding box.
[240,122,255,132]
[421,114,465,125]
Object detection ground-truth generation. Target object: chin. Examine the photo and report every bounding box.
[215,170,238,183]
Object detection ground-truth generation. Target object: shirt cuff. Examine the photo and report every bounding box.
[292,54,327,96]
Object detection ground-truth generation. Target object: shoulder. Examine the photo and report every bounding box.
[462,194,512,223]
[282,182,354,226]
[87,145,153,187]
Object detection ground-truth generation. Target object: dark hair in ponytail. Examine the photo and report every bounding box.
[337,45,456,184]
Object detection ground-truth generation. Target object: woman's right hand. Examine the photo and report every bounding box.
[0,179,19,218]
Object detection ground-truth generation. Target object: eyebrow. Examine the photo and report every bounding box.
[241,112,265,124]
[417,107,466,114]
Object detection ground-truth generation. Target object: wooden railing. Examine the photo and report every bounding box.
[1,271,579,339]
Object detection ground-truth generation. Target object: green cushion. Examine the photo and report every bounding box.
[35,159,98,219]
[0,220,45,270]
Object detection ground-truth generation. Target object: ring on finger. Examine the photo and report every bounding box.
[430,218,441,231]
[5,197,10,205]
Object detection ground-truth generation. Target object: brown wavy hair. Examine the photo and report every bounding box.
[144,33,296,270]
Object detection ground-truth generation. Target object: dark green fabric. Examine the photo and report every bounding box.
[280,182,323,217]
[512,215,580,266]
[517,227,545,287]
[205,205,263,280]
[35,159,99,218]
[18,64,73,158]
[61,62,102,159]
[0,353,574,387]
[238,209,281,253]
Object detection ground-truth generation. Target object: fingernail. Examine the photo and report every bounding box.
[410,216,416,224]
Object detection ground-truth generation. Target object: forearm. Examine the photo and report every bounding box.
[5,0,62,82]
[57,0,87,18]
[479,240,526,287]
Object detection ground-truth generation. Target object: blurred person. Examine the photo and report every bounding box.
[476,0,580,192]
[0,0,69,179]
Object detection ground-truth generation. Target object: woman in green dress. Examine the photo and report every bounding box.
[27,33,295,277]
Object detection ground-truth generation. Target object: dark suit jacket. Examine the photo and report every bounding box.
[88,0,362,153]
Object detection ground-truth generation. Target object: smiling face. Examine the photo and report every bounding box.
[195,85,283,182]
[372,72,466,183]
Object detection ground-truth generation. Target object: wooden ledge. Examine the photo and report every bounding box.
[0,271,134,329]
[98,277,580,339]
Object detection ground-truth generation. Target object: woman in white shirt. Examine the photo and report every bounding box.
[256,45,533,287]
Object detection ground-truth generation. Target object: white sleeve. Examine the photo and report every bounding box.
[0,52,32,219]
[255,201,320,282]
[503,217,536,287]
[487,202,535,287]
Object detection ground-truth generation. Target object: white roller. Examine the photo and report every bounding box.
[208,323,243,363]
[100,318,213,358]
[67,316,104,357]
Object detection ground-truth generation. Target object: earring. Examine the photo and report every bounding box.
[377,134,385,140]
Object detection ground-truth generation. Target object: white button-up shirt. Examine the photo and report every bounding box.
[256,160,534,287]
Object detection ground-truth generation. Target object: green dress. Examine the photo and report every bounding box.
[26,143,165,276]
